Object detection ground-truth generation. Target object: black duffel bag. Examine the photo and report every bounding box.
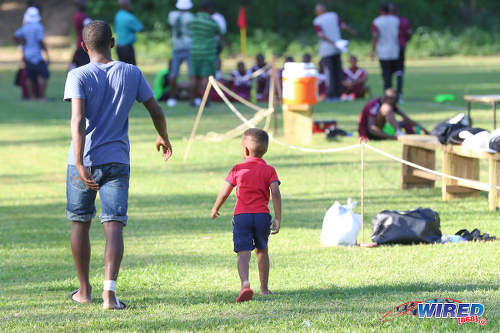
[371,208,442,245]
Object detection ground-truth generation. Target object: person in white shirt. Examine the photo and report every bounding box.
[313,3,356,102]
[371,3,400,94]
[167,0,194,107]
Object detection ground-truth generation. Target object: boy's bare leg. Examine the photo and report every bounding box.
[189,76,198,102]
[37,77,47,100]
[70,221,92,303]
[237,251,251,290]
[255,248,272,295]
[102,221,124,308]
[25,78,35,100]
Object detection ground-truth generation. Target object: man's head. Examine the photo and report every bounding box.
[382,88,397,106]
[388,3,397,15]
[302,53,312,63]
[241,128,269,158]
[349,55,358,67]
[379,3,390,14]
[284,56,294,64]
[82,20,114,54]
[75,0,86,11]
[315,3,326,16]
[118,0,132,11]
[199,0,214,13]
[237,61,246,74]
[256,53,266,67]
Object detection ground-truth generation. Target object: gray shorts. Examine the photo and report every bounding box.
[170,48,191,78]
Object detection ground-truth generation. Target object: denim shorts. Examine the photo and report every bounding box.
[232,213,272,252]
[170,48,191,78]
[66,163,130,225]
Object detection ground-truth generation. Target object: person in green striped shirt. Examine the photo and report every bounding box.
[188,0,220,106]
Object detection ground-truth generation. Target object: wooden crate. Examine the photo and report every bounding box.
[282,104,313,145]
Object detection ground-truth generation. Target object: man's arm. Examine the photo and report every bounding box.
[211,182,233,219]
[370,27,378,60]
[395,109,430,134]
[143,97,172,161]
[270,182,281,234]
[340,22,357,36]
[71,98,99,190]
[41,40,50,65]
[367,117,396,140]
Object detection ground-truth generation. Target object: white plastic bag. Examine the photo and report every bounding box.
[320,198,361,246]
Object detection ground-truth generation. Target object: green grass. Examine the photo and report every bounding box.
[0,56,499,332]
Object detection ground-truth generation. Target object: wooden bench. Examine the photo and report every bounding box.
[398,135,500,211]
[464,95,500,129]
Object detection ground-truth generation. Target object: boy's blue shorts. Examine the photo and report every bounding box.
[232,213,272,252]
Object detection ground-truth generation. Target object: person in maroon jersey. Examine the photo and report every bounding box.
[389,3,412,103]
[341,55,368,100]
[70,0,91,69]
[251,54,269,102]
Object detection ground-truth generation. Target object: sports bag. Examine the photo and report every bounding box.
[371,207,442,244]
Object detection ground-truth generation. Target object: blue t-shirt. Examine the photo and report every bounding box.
[64,61,154,166]
[14,23,44,64]
[114,9,143,46]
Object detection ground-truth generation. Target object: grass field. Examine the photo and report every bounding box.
[0,56,499,332]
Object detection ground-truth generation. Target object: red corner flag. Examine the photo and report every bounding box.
[237,6,247,29]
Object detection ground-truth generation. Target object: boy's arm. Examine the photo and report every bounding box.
[71,98,99,190]
[143,97,172,161]
[270,182,281,234]
[211,182,233,219]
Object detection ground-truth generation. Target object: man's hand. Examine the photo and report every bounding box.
[155,136,172,161]
[76,164,99,190]
[271,219,280,235]
[211,207,220,219]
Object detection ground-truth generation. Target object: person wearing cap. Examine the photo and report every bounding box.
[166,0,194,108]
[14,6,50,101]
[313,3,356,102]
[114,0,143,65]
[71,0,92,69]
[188,0,221,107]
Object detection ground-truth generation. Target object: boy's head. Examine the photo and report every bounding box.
[82,20,114,53]
[379,3,390,14]
[237,61,246,74]
[382,88,397,106]
[302,53,312,63]
[256,53,265,67]
[241,128,269,158]
[349,55,358,67]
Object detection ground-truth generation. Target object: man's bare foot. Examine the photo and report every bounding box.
[70,286,92,304]
[259,289,272,295]
[102,290,126,310]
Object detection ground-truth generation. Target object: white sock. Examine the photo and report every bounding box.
[103,280,116,292]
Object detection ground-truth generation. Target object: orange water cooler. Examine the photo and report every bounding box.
[282,63,318,144]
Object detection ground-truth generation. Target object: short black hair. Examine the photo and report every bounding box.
[380,3,390,13]
[83,20,112,52]
[243,128,269,157]
[200,0,214,11]
[302,53,312,62]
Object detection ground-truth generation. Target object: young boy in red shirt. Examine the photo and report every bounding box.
[211,128,282,303]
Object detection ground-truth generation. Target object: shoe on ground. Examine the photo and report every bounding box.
[167,98,177,107]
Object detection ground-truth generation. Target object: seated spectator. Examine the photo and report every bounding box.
[153,62,171,102]
[230,61,252,101]
[341,55,368,101]
[251,53,269,102]
[358,88,428,140]
[302,53,312,63]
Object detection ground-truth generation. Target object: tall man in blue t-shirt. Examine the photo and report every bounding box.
[114,0,143,65]
[64,20,172,310]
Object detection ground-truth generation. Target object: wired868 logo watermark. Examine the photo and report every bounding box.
[382,298,487,326]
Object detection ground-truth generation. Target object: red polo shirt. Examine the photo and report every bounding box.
[226,157,280,215]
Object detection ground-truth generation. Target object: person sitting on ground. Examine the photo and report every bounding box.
[358,88,428,140]
[211,128,282,303]
[153,61,171,102]
[341,55,368,101]
[230,61,252,101]
[64,20,172,310]
[251,54,269,103]
[14,6,50,101]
